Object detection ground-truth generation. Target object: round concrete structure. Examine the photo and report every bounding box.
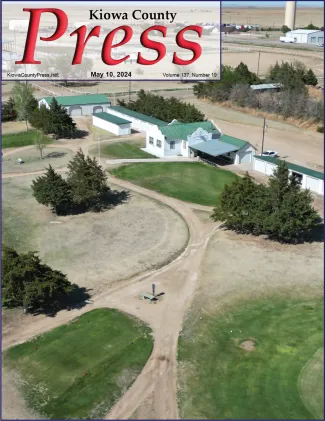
[284,1,296,30]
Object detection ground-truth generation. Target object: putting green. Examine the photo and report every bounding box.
[178,297,324,419]
[299,348,324,419]
[4,309,153,419]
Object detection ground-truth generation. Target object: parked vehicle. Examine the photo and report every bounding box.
[317,43,324,47]
[262,150,278,157]
[280,36,296,43]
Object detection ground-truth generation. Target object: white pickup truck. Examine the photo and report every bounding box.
[280,36,296,43]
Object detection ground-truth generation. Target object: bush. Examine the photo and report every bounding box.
[317,126,324,133]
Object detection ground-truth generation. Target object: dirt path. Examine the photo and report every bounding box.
[2,170,219,420]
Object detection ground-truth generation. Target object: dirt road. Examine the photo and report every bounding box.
[2,168,219,420]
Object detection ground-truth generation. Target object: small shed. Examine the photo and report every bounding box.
[92,112,131,136]
[253,155,324,195]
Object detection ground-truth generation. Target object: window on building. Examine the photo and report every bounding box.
[183,140,187,149]
[149,136,154,145]
[311,37,316,43]
[170,141,175,149]
[292,172,303,185]
[157,139,162,148]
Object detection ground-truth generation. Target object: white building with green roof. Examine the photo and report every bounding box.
[38,94,111,116]
[144,120,255,162]
[253,155,324,196]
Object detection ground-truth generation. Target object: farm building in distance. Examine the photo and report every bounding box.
[38,94,111,116]
[284,29,324,44]
[250,83,282,93]
[253,155,324,195]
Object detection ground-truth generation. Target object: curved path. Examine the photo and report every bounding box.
[2,168,219,419]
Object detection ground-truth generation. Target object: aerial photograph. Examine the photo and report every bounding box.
[1,0,324,420]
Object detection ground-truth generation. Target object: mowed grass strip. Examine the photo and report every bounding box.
[101,142,156,159]
[2,130,52,148]
[299,348,324,419]
[178,297,324,420]
[4,309,153,419]
[111,162,238,206]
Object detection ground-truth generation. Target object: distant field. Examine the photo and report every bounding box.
[2,130,52,148]
[111,162,238,206]
[4,309,153,419]
[179,297,324,419]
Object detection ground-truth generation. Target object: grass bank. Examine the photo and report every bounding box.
[111,162,238,206]
[100,142,156,159]
[2,130,52,148]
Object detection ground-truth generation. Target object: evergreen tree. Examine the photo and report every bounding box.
[67,149,109,211]
[47,97,76,139]
[2,245,73,313]
[29,104,50,132]
[1,97,17,122]
[211,162,321,243]
[31,165,73,215]
[304,69,318,86]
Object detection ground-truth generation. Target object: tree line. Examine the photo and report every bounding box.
[118,89,205,123]
[211,161,321,244]
[2,83,77,139]
[193,61,323,125]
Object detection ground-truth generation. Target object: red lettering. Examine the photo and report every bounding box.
[16,8,68,64]
[102,26,133,65]
[173,25,203,65]
[71,26,101,64]
[138,25,167,65]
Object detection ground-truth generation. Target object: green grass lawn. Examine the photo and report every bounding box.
[178,297,324,419]
[4,309,153,419]
[100,142,156,159]
[111,162,238,206]
[2,130,52,148]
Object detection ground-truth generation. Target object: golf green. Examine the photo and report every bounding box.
[4,309,153,419]
[111,162,238,206]
[178,297,324,419]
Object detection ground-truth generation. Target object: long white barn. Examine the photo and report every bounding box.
[93,105,255,163]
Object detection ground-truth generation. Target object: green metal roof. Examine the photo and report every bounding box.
[43,94,111,106]
[93,112,131,126]
[110,106,167,126]
[159,121,220,140]
[191,139,239,156]
[255,155,324,180]
[219,134,248,149]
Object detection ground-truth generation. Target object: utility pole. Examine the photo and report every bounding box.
[261,117,267,154]
[257,51,261,76]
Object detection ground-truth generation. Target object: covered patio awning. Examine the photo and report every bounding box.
[190,139,239,157]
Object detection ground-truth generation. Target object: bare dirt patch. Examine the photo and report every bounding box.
[240,340,256,352]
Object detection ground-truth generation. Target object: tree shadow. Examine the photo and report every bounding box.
[63,189,131,216]
[44,151,67,159]
[32,285,93,317]
[73,129,89,139]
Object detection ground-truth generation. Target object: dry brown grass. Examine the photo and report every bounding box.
[202,99,321,131]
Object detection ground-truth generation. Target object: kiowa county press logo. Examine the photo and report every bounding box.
[3,1,221,81]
